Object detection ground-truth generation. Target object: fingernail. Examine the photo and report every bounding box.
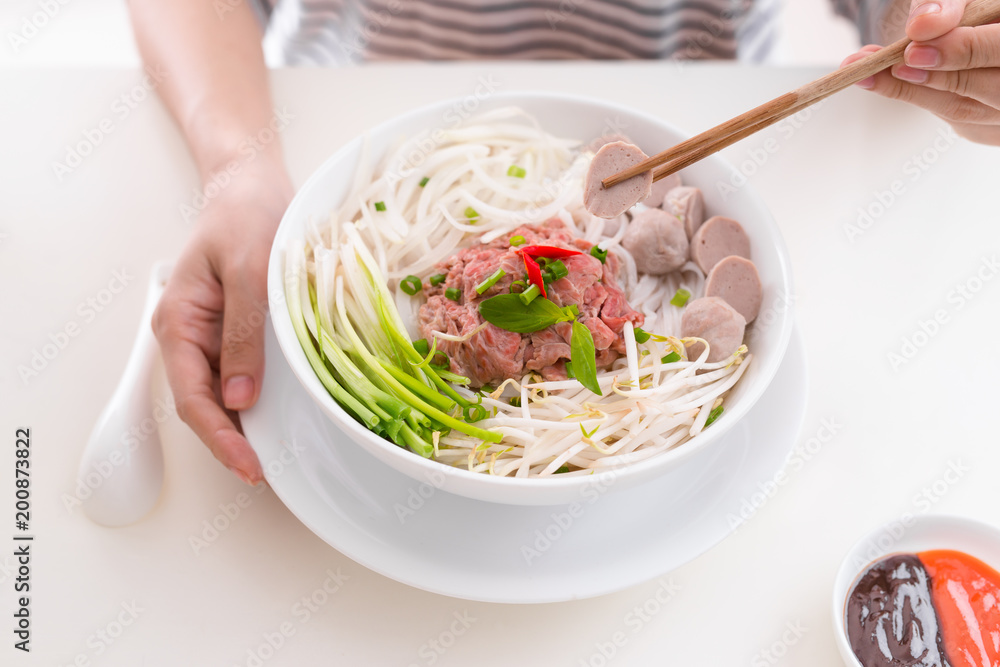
[894,64,928,83]
[906,44,941,68]
[856,76,876,89]
[224,375,254,409]
[909,2,941,19]
[228,465,254,486]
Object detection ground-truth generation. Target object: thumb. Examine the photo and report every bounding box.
[220,270,269,412]
[907,0,967,42]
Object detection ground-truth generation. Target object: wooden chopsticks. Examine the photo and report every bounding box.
[602,0,1000,188]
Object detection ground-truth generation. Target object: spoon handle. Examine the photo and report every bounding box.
[78,262,172,527]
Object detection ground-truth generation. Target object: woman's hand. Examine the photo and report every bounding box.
[152,158,294,485]
[842,0,1000,145]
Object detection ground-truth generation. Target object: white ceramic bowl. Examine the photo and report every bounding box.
[267,91,794,506]
[832,514,1000,667]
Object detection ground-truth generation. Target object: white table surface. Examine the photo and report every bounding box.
[2,63,999,666]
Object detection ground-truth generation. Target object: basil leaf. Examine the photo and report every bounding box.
[570,321,601,396]
[478,294,570,333]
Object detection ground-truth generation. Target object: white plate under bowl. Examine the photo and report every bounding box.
[267,91,795,506]
[831,514,1000,667]
[241,323,807,603]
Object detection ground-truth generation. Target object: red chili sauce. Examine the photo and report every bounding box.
[920,550,1000,667]
[846,550,1000,667]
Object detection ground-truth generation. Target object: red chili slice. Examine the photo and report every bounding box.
[519,245,583,259]
[521,252,547,298]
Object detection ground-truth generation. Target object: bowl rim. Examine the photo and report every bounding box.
[267,89,795,494]
[831,513,1000,667]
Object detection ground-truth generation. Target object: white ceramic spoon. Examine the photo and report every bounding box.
[78,261,172,527]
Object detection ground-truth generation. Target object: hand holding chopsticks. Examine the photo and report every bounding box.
[601,0,1000,189]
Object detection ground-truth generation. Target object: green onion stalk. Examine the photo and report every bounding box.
[286,232,502,460]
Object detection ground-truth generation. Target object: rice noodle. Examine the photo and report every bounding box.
[304,107,752,478]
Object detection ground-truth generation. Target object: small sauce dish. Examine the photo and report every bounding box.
[832,514,1000,667]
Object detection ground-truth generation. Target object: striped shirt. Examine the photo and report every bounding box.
[252,0,896,66]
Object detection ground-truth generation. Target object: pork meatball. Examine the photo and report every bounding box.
[586,133,632,154]
[663,186,705,239]
[681,296,746,363]
[705,256,763,323]
[583,141,653,219]
[640,172,682,209]
[689,216,751,274]
[622,208,689,275]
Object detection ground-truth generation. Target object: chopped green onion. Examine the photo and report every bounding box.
[509,396,521,408]
[413,338,449,370]
[475,268,506,295]
[565,361,575,379]
[670,288,691,307]
[507,165,527,178]
[519,283,540,305]
[436,369,470,385]
[509,235,526,247]
[419,177,429,187]
[463,404,489,422]
[400,275,422,295]
[509,279,526,293]
[563,304,580,318]
[464,206,480,222]
[633,327,651,344]
[661,351,681,364]
[374,201,386,212]
[705,405,724,427]
[429,273,447,286]
[445,287,461,302]
[541,270,555,284]
[555,466,570,474]
[548,260,568,281]
[590,246,608,263]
